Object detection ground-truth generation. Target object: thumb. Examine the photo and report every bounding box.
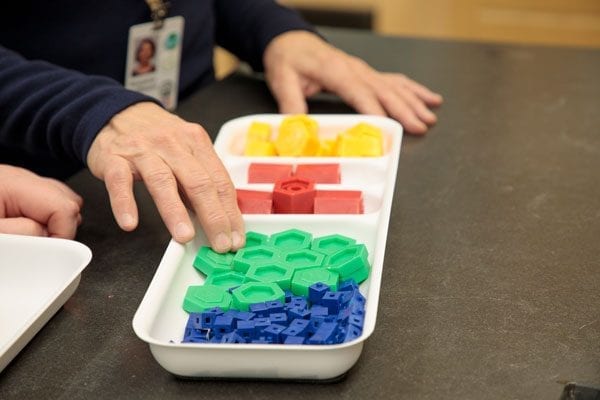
[267,66,308,114]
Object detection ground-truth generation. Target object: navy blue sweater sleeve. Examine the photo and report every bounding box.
[214,0,315,71]
[0,46,158,177]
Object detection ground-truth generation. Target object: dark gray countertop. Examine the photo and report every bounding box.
[1,28,599,400]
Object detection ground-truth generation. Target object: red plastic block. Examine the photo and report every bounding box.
[248,163,293,183]
[295,163,341,184]
[236,189,273,214]
[272,177,316,214]
[314,190,363,214]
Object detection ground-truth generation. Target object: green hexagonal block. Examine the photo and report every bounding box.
[311,234,357,256]
[244,231,269,248]
[290,267,339,297]
[205,270,246,290]
[182,285,232,313]
[325,244,370,284]
[232,245,281,273]
[268,229,312,250]
[283,248,326,274]
[245,261,294,290]
[231,282,285,311]
[193,246,234,276]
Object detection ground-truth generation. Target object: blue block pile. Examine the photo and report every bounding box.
[182,280,366,345]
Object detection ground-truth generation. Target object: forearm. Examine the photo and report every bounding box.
[214,0,315,71]
[0,46,158,177]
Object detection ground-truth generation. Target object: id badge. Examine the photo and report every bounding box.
[125,16,184,110]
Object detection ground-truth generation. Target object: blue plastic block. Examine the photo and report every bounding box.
[221,332,247,343]
[251,338,271,344]
[307,321,338,344]
[263,324,286,343]
[199,308,223,329]
[344,324,362,342]
[310,304,329,318]
[337,307,351,326]
[321,291,344,313]
[338,279,359,292]
[282,318,310,339]
[287,307,311,320]
[213,315,235,336]
[349,313,364,329]
[183,315,210,342]
[234,311,255,321]
[249,302,269,317]
[265,300,285,313]
[340,290,353,305]
[188,313,203,330]
[335,326,347,343]
[184,326,194,339]
[352,290,366,307]
[288,297,308,310]
[269,312,288,325]
[291,318,311,330]
[284,290,293,303]
[350,302,365,316]
[308,318,322,335]
[254,317,271,333]
[184,326,209,341]
[309,315,336,335]
[236,320,256,340]
[209,335,223,343]
[284,336,305,344]
[308,282,330,304]
[223,310,239,319]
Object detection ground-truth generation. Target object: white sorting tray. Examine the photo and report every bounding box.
[133,114,402,380]
[0,234,92,372]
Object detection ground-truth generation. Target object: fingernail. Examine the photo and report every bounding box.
[214,233,232,252]
[231,231,245,249]
[121,213,135,228]
[175,222,194,241]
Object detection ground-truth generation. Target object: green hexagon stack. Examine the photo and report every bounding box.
[325,243,370,284]
[183,285,232,313]
[311,234,356,256]
[184,229,372,316]
[244,231,269,247]
[283,248,326,278]
[205,270,246,290]
[268,229,312,250]
[290,267,339,296]
[232,245,282,273]
[245,261,295,290]
[231,282,285,311]
[193,246,234,276]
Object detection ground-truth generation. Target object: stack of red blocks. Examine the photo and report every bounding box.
[236,163,364,214]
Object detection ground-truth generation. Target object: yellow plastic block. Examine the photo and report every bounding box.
[244,139,277,156]
[335,123,384,156]
[315,139,336,157]
[247,121,272,142]
[275,115,320,156]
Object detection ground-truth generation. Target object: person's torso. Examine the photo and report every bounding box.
[1,0,216,96]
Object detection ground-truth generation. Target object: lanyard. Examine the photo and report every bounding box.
[145,0,169,29]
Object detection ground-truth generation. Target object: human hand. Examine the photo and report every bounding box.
[86,102,244,252]
[0,165,82,239]
[263,31,443,134]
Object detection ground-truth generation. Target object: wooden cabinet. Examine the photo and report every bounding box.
[280,0,600,48]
